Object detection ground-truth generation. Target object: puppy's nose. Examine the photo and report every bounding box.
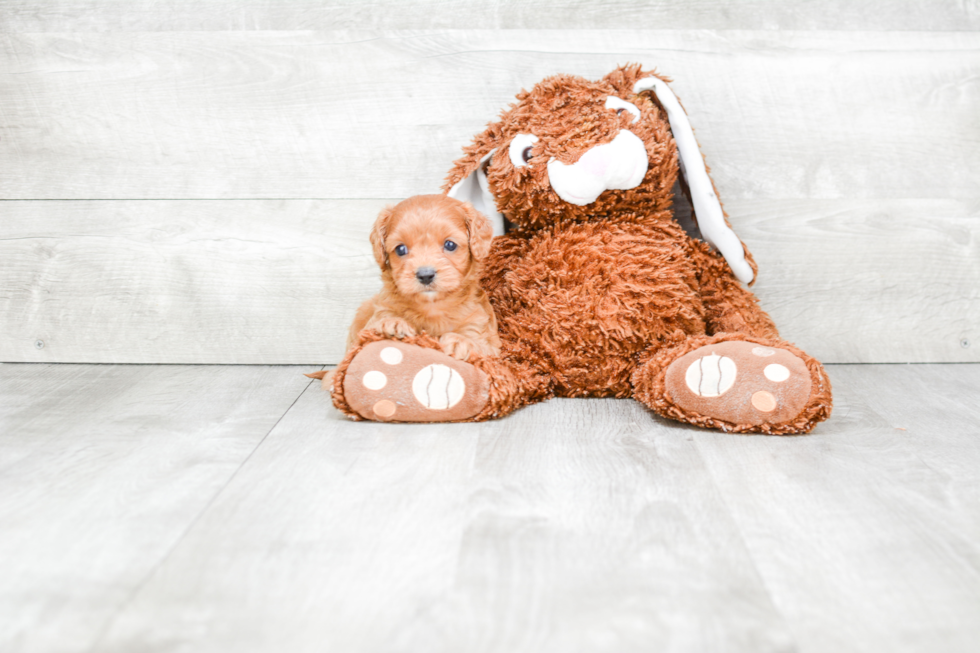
[416,266,437,286]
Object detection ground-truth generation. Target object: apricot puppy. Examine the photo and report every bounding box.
[348,194,501,361]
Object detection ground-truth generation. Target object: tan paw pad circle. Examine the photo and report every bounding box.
[362,370,387,390]
[752,346,776,357]
[685,353,737,397]
[372,399,397,418]
[751,391,777,412]
[413,364,465,410]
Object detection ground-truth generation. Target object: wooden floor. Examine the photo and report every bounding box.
[2,363,978,652]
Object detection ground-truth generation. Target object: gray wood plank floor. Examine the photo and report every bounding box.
[2,363,978,652]
[0,364,317,653]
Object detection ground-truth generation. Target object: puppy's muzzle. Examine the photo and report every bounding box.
[416,266,437,286]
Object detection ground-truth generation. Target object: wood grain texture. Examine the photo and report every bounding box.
[742,199,980,364]
[1,0,978,31]
[91,392,795,653]
[0,363,314,653]
[693,363,980,652]
[2,198,976,364]
[0,199,386,364]
[2,363,973,652]
[0,30,977,200]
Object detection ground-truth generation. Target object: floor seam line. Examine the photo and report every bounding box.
[690,434,804,653]
[84,372,319,652]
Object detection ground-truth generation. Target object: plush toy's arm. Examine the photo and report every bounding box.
[688,239,780,340]
[479,232,535,297]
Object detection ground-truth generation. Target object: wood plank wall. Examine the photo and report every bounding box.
[1,2,978,364]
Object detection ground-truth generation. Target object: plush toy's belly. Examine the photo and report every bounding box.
[486,221,708,397]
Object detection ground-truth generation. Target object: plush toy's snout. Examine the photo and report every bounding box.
[546,130,648,206]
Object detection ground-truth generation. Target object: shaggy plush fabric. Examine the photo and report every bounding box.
[330,64,833,434]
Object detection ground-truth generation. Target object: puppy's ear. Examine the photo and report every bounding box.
[370,205,394,269]
[461,202,494,261]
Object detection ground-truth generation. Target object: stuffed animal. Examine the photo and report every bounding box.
[329,64,832,434]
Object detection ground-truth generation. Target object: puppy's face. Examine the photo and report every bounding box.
[370,195,493,302]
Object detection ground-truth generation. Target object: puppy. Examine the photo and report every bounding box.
[348,194,501,361]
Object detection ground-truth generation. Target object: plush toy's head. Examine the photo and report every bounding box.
[445,64,756,284]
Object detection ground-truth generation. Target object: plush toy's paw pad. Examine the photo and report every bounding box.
[341,341,489,422]
[665,341,811,427]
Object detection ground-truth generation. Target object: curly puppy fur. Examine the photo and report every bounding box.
[349,194,501,361]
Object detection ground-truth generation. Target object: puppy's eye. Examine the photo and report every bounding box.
[394,244,408,256]
[508,133,539,168]
[444,240,458,252]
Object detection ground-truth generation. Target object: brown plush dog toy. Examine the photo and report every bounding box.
[330,64,832,434]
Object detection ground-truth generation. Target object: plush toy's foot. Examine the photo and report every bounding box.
[338,340,489,422]
[664,341,812,428]
[633,335,832,434]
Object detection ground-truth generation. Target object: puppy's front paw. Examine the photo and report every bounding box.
[439,333,475,361]
[372,317,416,339]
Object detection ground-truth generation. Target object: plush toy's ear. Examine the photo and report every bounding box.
[460,201,494,261]
[633,76,755,285]
[446,149,505,237]
[369,205,394,269]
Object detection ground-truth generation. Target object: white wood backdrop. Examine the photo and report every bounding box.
[1,3,978,364]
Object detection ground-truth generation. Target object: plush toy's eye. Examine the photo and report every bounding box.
[605,96,641,123]
[509,133,540,168]
[444,240,457,252]
[394,244,408,256]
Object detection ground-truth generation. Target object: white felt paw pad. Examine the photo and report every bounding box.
[380,347,403,365]
[685,353,737,397]
[412,364,465,410]
[362,370,387,390]
[764,364,790,382]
